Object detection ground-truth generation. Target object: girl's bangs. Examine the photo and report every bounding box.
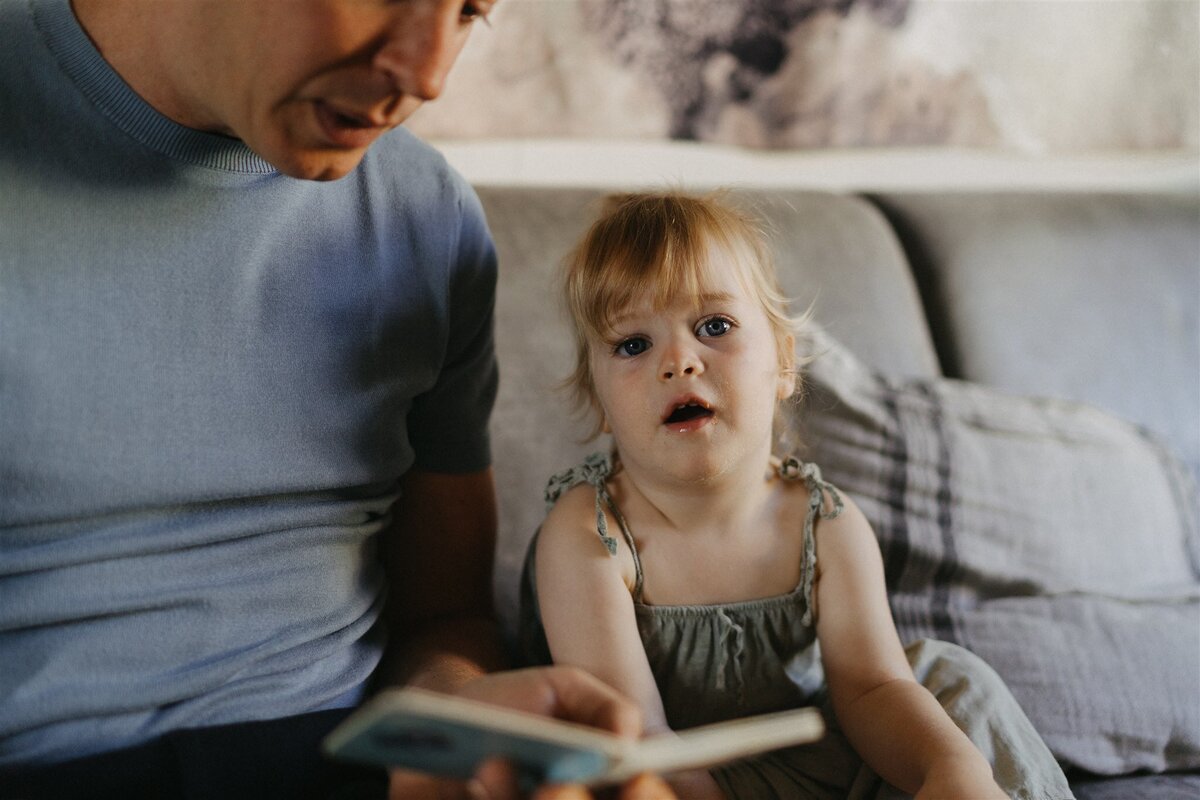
[588,239,711,342]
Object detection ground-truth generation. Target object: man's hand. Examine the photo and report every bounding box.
[452,665,642,737]
[387,769,677,800]
[386,666,674,800]
[537,773,678,800]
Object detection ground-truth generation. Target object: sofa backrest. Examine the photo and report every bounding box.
[874,192,1200,479]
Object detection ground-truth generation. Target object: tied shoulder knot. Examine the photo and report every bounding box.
[780,457,844,627]
[779,457,844,521]
[543,452,620,556]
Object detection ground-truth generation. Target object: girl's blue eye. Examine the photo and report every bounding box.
[697,317,733,338]
[615,337,650,357]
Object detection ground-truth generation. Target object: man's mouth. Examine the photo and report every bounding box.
[313,101,391,149]
[330,108,374,128]
[663,400,714,425]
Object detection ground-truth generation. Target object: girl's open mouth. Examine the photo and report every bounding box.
[664,402,714,425]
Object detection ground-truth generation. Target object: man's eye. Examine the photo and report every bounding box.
[460,1,493,24]
[697,317,733,338]
[615,337,650,357]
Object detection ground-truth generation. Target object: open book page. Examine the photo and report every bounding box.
[605,706,826,783]
[323,688,825,787]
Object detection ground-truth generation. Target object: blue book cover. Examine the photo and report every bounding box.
[323,688,824,787]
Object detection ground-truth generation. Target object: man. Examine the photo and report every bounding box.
[0,1,670,797]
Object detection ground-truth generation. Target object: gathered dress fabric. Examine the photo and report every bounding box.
[519,454,1074,800]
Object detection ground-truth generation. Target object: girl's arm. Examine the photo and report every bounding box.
[536,485,668,730]
[536,486,725,800]
[813,496,1007,799]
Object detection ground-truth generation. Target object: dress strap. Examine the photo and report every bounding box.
[779,457,844,625]
[543,452,646,601]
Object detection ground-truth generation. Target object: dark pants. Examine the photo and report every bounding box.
[0,708,388,800]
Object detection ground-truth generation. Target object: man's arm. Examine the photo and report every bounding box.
[374,468,672,800]
[375,467,507,691]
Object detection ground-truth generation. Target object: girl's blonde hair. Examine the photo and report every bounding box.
[563,191,806,439]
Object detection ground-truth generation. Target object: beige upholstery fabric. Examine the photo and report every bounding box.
[872,192,1200,480]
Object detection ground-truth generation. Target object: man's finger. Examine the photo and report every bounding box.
[473,757,521,800]
[539,667,642,738]
[388,768,472,800]
[530,784,593,800]
[455,667,642,738]
[618,773,678,800]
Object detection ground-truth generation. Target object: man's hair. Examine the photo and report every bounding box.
[562,191,804,438]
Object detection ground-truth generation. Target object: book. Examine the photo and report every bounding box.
[322,687,825,787]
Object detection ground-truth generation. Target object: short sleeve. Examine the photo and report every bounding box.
[406,175,499,473]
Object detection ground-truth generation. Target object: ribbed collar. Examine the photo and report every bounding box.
[32,0,276,174]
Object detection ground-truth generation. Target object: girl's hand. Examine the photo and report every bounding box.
[915,756,1008,800]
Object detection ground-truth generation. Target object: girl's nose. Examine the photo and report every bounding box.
[373,4,464,102]
[660,346,703,381]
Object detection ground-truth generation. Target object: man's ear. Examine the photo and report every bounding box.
[777,333,797,401]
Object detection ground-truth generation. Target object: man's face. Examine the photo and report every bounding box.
[198,0,493,180]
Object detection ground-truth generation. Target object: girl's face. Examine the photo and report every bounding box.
[588,251,794,489]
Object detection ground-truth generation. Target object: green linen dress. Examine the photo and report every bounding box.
[518,453,1074,800]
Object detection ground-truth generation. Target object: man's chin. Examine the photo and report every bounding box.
[269,147,367,182]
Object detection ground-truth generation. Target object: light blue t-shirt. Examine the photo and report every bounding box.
[0,0,498,766]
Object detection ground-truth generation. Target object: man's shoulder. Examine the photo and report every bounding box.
[370,126,445,165]
[360,128,471,201]
[0,0,35,75]
[0,0,26,28]
[352,128,488,243]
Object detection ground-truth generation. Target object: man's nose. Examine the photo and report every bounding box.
[373,4,464,102]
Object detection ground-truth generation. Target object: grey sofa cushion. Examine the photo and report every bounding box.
[1071,772,1200,800]
[478,188,940,640]
[871,192,1200,481]
[796,326,1200,775]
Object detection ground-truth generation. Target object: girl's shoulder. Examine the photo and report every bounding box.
[776,457,847,518]
[543,451,616,509]
[805,478,878,580]
[537,454,639,592]
[540,451,625,556]
[774,457,877,566]
[542,480,599,532]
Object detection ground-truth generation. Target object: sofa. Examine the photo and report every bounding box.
[473,184,1200,799]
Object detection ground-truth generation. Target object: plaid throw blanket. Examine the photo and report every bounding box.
[793,326,1200,775]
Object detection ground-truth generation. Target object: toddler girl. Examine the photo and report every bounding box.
[518,192,1074,799]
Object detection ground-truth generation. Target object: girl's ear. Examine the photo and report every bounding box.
[776,333,797,401]
[594,399,612,434]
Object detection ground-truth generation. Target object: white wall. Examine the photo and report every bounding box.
[430,139,1200,193]
[410,0,1200,154]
